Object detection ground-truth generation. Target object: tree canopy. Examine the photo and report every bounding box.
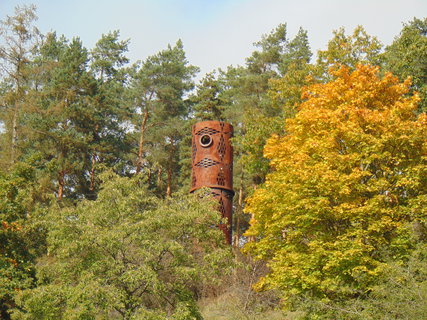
[0,4,426,319]
[13,173,231,320]
[243,64,427,304]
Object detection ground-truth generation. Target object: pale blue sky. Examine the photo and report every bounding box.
[0,0,426,77]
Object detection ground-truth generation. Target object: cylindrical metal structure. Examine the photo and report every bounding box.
[190,121,234,244]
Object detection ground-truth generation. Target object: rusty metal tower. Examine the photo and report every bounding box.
[190,121,234,244]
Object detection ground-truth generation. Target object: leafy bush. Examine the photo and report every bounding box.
[12,172,232,319]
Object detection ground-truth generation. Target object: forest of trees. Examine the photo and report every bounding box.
[0,4,426,319]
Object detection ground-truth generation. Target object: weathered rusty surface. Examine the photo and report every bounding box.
[190,121,233,193]
[211,188,234,245]
[190,121,234,244]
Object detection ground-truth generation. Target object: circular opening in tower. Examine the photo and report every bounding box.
[200,134,213,147]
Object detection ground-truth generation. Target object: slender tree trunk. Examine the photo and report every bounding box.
[89,153,96,194]
[166,139,176,197]
[157,167,162,187]
[89,125,100,196]
[11,85,22,163]
[233,173,244,247]
[247,183,257,242]
[147,169,152,185]
[136,108,149,174]
[166,166,172,197]
[11,65,24,164]
[58,170,65,200]
[10,104,19,164]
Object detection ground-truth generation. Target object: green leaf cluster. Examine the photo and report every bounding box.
[13,173,232,319]
[0,161,48,319]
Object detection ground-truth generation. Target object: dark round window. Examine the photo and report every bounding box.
[200,134,213,147]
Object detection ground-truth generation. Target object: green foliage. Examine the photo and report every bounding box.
[13,173,232,319]
[90,30,130,81]
[191,72,225,121]
[317,26,383,76]
[285,243,427,320]
[280,27,312,75]
[20,33,96,199]
[355,242,427,320]
[383,18,427,113]
[269,28,314,119]
[1,4,426,318]
[21,30,132,199]
[128,40,198,195]
[219,24,313,189]
[88,30,132,192]
[0,4,41,165]
[0,161,48,319]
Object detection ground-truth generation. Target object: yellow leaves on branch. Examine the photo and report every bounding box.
[243,64,427,300]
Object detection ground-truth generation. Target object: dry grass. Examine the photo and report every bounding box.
[197,251,305,320]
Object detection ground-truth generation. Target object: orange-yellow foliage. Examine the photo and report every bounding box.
[243,65,427,300]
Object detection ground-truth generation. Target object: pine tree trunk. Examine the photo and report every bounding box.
[157,167,162,188]
[166,166,172,197]
[166,139,176,197]
[89,153,96,194]
[136,108,149,174]
[11,104,19,164]
[233,173,244,247]
[90,125,100,195]
[247,183,257,242]
[58,170,65,200]
[147,169,152,185]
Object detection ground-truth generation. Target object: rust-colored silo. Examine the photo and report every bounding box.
[190,121,234,244]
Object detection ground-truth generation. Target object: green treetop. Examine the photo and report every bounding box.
[384,18,427,113]
[13,173,232,320]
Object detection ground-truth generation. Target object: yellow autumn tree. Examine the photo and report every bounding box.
[243,65,427,303]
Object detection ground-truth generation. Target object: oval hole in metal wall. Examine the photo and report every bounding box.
[200,134,213,147]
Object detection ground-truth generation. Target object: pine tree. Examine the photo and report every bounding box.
[191,72,225,121]
[384,18,427,113]
[22,33,97,200]
[129,40,198,196]
[88,30,132,197]
[213,25,313,244]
